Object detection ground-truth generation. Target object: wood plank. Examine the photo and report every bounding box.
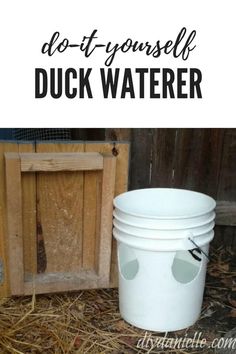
[130,129,224,195]
[23,270,105,295]
[216,130,236,249]
[213,225,236,250]
[5,153,24,295]
[82,169,102,270]
[150,128,177,187]
[109,143,130,286]
[217,129,236,201]
[20,152,103,171]
[83,145,106,274]
[85,142,130,287]
[97,154,116,285]
[85,142,130,200]
[19,144,37,278]
[36,143,85,274]
[215,201,236,226]
[173,129,224,198]
[130,129,153,189]
[0,142,19,297]
[105,128,131,141]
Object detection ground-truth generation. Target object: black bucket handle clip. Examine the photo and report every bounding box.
[188,237,210,262]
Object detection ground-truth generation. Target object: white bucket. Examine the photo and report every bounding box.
[113,188,216,332]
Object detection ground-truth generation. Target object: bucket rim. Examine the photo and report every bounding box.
[113,210,216,230]
[113,219,215,239]
[113,228,214,250]
[114,188,216,220]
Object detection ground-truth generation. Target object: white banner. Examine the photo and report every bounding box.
[0,0,235,127]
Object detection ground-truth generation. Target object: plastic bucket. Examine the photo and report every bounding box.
[113,188,216,332]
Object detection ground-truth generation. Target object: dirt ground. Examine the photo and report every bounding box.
[0,247,235,353]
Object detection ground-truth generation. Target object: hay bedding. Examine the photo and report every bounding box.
[0,247,235,354]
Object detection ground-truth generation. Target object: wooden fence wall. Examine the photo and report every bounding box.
[127,129,236,248]
[105,128,236,248]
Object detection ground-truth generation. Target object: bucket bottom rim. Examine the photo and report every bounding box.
[120,313,200,332]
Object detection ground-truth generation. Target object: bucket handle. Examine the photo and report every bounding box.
[188,247,201,262]
[188,235,210,261]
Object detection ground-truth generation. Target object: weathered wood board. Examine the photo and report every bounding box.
[5,153,24,295]
[19,144,37,278]
[0,142,35,298]
[5,150,118,295]
[0,141,129,297]
[85,142,130,286]
[129,128,236,248]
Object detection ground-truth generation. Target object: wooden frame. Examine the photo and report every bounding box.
[5,152,116,295]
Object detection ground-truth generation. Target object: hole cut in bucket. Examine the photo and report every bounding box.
[171,250,202,284]
[118,244,139,280]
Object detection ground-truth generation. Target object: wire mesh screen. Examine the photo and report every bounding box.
[12,129,72,141]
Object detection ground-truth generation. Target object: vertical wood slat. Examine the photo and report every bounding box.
[0,143,19,297]
[130,129,225,200]
[84,142,130,286]
[150,128,177,187]
[87,142,129,201]
[36,143,85,273]
[19,143,37,277]
[109,142,130,286]
[216,130,236,250]
[5,153,24,295]
[83,144,103,271]
[130,129,153,189]
[97,154,116,284]
[213,225,236,250]
[172,128,200,189]
[82,170,101,270]
[173,129,224,198]
[129,128,234,249]
[217,129,236,201]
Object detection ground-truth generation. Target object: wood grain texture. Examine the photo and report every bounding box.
[97,154,116,284]
[130,129,153,189]
[217,130,236,201]
[23,270,106,295]
[215,201,236,226]
[173,129,224,197]
[129,128,236,249]
[109,143,130,286]
[151,128,177,187]
[85,142,130,286]
[19,144,37,278]
[82,169,102,270]
[35,143,85,274]
[0,141,129,296]
[0,143,19,297]
[105,128,131,141]
[213,225,236,250]
[5,153,24,295]
[21,152,103,171]
[23,144,119,292]
[130,128,224,197]
[85,142,130,202]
